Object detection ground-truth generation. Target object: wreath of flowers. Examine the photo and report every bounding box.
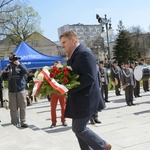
[32,64,80,97]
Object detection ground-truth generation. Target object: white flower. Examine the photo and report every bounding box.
[37,73,44,81]
[67,66,72,71]
[42,66,50,70]
[56,63,63,68]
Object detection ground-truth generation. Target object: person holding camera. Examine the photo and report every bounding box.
[1,53,28,128]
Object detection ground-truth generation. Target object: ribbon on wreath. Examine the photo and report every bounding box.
[41,69,68,95]
[32,78,43,96]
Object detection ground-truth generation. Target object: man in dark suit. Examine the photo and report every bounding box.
[90,63,102,125]
[0,76,3,107]
[60,30,111,150]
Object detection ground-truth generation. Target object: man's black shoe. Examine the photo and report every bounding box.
[94,119,101,124]
[116,94,122,96]
[21,123,28,128]
[90,118,95,124]
[127,103,132,106]
[62,122,67,126]
[137,95,141,97]
[105,100,110,103]
[131,103,136,106]
[137,95,142,97]
[50,123,56,128]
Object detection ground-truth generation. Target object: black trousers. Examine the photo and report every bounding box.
[143,80,149,92]
[125,85,133,105]
[115,79,121,95]
[134,80,140,97]
[101,83,108,101]
[0,91,3,107]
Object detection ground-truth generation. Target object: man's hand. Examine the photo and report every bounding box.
[13,60,20,66]
[3,68,9,73]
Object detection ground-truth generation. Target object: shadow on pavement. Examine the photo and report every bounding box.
[42,125,72,134]
[134,110,150,115]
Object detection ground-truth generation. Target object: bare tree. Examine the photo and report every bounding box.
[0,0,28,13]
[128,25,150,58]
[0,0,29,40]
[0,5,41,45]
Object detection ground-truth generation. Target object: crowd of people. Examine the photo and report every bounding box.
[1,30,150,150]
[105,59,149,106]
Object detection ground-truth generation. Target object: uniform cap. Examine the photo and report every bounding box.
[113,60,118,64]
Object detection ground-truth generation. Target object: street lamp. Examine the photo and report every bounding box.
[96,14,113,61]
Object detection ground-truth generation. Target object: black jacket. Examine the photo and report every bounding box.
[1,63,27,92]
[65,44,106,119]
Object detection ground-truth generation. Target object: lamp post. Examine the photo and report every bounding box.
[96,14,113,62]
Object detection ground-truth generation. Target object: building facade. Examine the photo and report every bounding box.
[58,23,102,48]
[0,32,59,59]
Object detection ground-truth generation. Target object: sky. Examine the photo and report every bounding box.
[28,0,150,42]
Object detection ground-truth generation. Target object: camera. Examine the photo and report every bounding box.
[9,53,21,62]
[5,67,9,71]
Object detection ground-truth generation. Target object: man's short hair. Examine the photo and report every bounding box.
[99,61,104,64]
[59,30,78,40]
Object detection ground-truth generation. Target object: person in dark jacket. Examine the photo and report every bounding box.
[60,30,111,150]
[90,64,102,125]
[1,53,28,128]
[27,70,37,104]
[0,76,3,107]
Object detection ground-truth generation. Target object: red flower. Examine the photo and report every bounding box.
[55,69,60,75]
[52,66,58,71]
[64,71,69,76]
[63,67,68,71]
[50,72,55,78]
[62,78,69,84]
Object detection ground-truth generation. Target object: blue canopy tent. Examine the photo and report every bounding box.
[0,41,62,71]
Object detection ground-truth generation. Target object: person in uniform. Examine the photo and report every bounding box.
[140,59,149,92]
[121,61,136,106]
[99,61,110,102]
[110,60,122,96]
[130,61,142,98]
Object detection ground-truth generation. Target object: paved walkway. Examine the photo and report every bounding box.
[0,89,150,150]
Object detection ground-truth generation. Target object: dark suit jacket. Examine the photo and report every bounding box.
[65,44,106,119]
